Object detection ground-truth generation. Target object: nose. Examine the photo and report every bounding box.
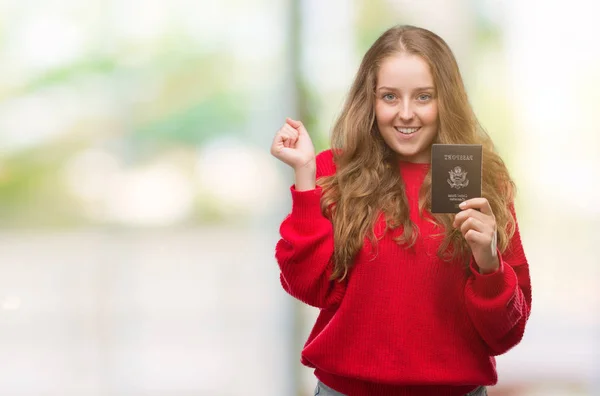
[398,102,414,122]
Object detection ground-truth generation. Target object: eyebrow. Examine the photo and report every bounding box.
[377,86,435,92]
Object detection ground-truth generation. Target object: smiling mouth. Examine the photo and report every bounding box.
[395,127,421,135]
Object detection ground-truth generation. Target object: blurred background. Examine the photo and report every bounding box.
[0,0,598,395]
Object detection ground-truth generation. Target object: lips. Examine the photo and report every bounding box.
[394,127,421,135]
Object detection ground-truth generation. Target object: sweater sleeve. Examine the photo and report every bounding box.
[274,150,346,309]
[464,204,532,356]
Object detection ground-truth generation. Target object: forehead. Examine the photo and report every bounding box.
[376,53,434,88]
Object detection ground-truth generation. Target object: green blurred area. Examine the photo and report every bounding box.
[0,1,512,228]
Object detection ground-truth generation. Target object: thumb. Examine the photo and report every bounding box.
[286,118,308,135]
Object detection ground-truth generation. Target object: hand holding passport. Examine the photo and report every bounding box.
[431,144,482,213]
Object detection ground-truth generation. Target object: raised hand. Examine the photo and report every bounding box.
[270,118,316,171]
[453,198,500,274]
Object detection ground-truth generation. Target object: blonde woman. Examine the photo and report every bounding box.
[270,25,531,396]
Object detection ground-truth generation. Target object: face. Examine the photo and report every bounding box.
[374,52,439,163]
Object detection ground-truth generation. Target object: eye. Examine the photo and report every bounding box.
[382,93,396,101]
[417,93,432,101]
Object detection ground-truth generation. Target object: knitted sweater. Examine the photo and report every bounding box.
[274,149,532,396]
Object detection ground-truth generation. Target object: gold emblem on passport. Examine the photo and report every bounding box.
[431,144,482,213]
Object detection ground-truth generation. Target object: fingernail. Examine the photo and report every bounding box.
[459,202,466,209]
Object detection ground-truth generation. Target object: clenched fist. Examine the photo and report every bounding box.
[270,118,316,171]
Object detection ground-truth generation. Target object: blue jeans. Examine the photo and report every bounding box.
[314,380,488,396]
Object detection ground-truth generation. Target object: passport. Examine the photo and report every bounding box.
[431,144,482,213]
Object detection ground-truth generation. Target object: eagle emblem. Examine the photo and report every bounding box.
[447,166,469,189]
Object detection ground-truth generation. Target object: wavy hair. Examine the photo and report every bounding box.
[319,25,516,281]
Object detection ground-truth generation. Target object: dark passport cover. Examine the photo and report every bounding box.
[431,144,482,213]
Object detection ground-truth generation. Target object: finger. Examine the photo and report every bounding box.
[272,134,288,151]
[280,130,297,148]
[286,117,299,128]
[276,126,295,141]
[459,197,493,216]
[285,117,301,129]
[270,136,287,156]
[464,229,491,245]
[272,130,296,154]
[286,118,308,135]
[453,208,490,228]
[464,230,496,250]
[282,134,294,148]
[460,217,488,237]
[271,132,287,152]
[283,124,299,139]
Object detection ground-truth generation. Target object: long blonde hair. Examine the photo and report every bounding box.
[319,25,516,281]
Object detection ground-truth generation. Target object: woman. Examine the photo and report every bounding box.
[270,25,531,396]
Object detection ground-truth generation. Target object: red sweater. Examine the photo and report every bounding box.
[275,150,532,396]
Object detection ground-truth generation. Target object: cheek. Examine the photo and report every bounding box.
[421,104,439,126]
[375,105,395,125]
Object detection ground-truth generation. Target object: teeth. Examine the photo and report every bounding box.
[395,127,420,134]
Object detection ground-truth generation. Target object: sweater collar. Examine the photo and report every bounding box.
[398,160,430,172]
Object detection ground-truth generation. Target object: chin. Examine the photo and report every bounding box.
[394,148,419,158]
